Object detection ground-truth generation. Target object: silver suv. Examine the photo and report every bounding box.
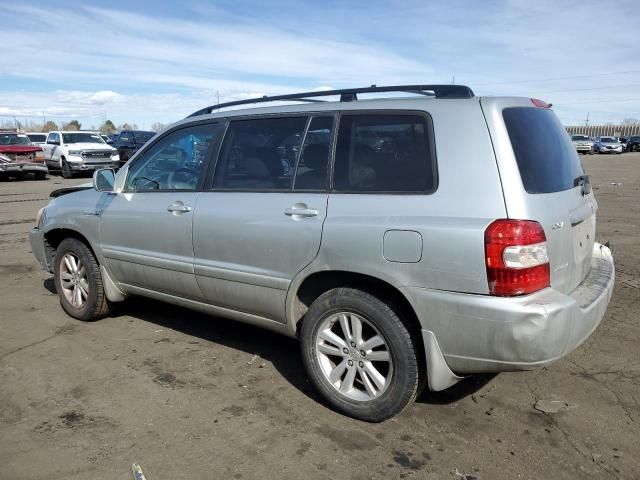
[30,85,615,421]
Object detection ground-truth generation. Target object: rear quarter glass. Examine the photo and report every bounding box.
[503,107,584,194]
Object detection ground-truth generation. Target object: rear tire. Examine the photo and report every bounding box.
[35,172,47,180]
[300,287,421,422]
[53,238,111,321]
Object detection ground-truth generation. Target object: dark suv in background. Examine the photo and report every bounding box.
[625,136,640,152]
[114,130,155,166]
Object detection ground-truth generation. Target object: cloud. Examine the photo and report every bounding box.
[0,0,638,127]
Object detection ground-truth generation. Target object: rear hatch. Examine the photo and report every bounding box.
[481,98,596,294]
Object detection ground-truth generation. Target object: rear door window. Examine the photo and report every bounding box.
[333,114,436,193]
[503,108,584,194]
[213,117,308,190]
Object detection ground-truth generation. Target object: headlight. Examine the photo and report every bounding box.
[68,150,83,155]
[35,207,46,229]
[111,152,120,160]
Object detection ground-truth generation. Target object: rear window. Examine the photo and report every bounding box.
[27,134,46,142]
[503,108,584,194]
[333,114,436,193]
[134,131,155,143]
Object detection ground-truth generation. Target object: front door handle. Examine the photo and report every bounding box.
[284,205,319,218]
[167,201,192,214]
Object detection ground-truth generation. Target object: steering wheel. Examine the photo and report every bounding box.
[167,167,198,190]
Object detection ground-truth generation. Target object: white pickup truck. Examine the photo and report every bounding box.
[42,131,119,178]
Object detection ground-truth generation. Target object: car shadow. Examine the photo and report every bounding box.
[114,296,323,402]
[44,277,56,294]
[43,278,494,407]
[416,373,497,405]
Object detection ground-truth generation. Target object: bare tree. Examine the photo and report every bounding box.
[100,120,117,134]
[63,120,81,131]
[151,122,167,132]
[42,121,59,132]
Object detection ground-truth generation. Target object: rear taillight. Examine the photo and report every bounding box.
[485,219,550,296]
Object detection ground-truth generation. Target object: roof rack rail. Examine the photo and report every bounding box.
[187,84,474,117]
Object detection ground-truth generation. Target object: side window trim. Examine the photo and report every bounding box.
[122,121,222,193]
[330,109,438,195]
[292,114,337,192]
[290,116,313,190]
[202,119,230,190]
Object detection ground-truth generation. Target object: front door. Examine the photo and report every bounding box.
[100,122,222,300]
[193,115,335,321]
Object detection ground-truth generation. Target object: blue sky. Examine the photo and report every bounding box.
[0,0,638,129]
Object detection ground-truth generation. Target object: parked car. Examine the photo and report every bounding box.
[571,134,593,154]
[618,136,628,152]
[594,136,623,154]
[626,135,640,152]
[0,131,45,171]
[41,131,119,178]
[25,132,48,162]
[25,132,47,145]
[29,85,615,421]
[0,152,48,180]
[114,130,155,166]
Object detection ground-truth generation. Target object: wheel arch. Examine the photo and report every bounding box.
[44,227,125,302]
[288,269,467,393]
[44,227,98,262]
[289,269,424,355]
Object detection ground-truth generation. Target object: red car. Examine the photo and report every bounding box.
[0,132,43,162]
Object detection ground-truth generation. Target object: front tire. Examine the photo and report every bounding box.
[61,160,73,179]
[53,238,111,321]
[300,288,421,422]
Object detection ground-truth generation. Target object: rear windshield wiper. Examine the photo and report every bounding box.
[573,174,591,196]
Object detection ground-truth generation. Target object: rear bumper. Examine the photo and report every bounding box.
[404,243,614,374]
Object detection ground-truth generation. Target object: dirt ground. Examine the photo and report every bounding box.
[1,154,638,480]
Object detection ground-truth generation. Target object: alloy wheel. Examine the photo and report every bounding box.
[59,252,89,308]
[315,311,393,401]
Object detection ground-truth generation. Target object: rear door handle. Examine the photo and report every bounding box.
[167,201,192,214]
[284,206,319,218]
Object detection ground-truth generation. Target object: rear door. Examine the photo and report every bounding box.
[193,115,334,321]
[481,98,596,294]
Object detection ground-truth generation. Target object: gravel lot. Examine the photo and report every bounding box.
[1,154,639,480]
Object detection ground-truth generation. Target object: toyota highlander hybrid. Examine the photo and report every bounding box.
[30,85,615,421]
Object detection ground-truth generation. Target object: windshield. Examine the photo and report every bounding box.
[601,137,616,143]
[0,134,32,145]
[62,133,106,144]
[572,135,590,141]
[27,134,46,142]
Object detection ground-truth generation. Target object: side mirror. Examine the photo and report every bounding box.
[93,168,115,192]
